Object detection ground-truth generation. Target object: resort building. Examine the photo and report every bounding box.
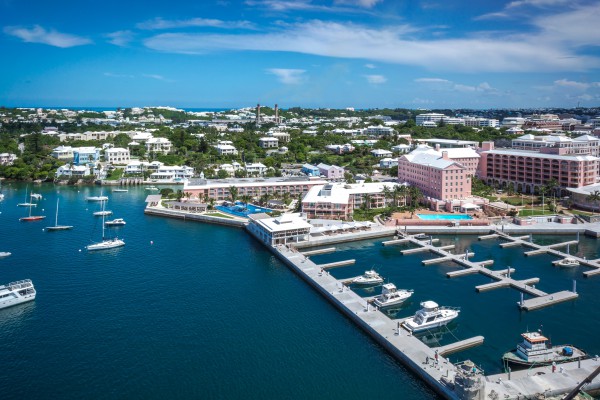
[301,182,403,220]
[245,162,268,176]
[145,137,172,155]
[183,177,328,202]
[415,139,478,149]
[380,158,398,169]
[258,137,279,149]
[317,164,345,180]
[566,183,600,211]
[247,213,312,247]
[366,125,395,136]
[511,134,600,157]
[55,164,91,178]
[416,113,446,126]
[478,141,600,194]
[104,147,130,165]
[398,147,471,202]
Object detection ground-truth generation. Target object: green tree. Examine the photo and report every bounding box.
[228,186,239,203]
[586,190,600,214]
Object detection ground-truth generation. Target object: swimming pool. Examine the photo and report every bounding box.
[417,214,473,220]
[215,202,273,218]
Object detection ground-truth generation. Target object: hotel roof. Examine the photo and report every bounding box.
[185,176,327,189]
[481,148,599,161]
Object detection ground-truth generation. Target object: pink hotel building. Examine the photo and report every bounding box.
[478,142,599,194]
[398,146,472,206]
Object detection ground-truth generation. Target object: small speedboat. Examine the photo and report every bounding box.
[373,283,413,308]
[105,218,126,226]
[93,210,113,216]
[112,189,128,193]
[502,331,587,367]
[145,186,159,191]
[556,258,579,267]
[402,301,460,333]
[86,196,109,201]
[0,252,11,258]
[352,270,384,286]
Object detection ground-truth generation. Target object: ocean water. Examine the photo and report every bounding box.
[0,183,435,399]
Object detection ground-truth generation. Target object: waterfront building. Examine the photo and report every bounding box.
[51,146,75,160]
[317,163,345,180]
[104,147,130,165]
[301,182,403,220]
[55,164,91,178]
[258,137,279,149]
[247,213,311,246]
[478,141,600,194]
[145,137,172,155]
[398,146,471,203]
[183,177,327,202]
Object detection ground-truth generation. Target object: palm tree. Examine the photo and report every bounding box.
[240,194,252,207]
[228,186,239,203]
[587,190,600,215]
[382,186,392,208]
[408,186,422,208]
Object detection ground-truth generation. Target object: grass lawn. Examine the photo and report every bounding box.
[205,212,234,219]
[518,208,555,217]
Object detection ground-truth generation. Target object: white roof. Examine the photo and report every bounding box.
[402,145,465,169]
[460,203,480,209]
[482,149,599,161]
[255,213,312,233]
[302,182,403,205]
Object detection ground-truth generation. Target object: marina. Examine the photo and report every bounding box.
[2,185,600,399]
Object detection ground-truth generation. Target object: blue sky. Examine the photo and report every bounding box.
[1,0,599,109]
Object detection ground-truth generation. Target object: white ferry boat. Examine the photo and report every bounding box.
[0,279,36,309]
[352,270,384,286]
[373,283,413,308]
[402,301,460,333]
[502,331,587,367]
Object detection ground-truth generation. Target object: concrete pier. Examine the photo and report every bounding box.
[318,259,355,269]
[518,290,579,311]
[382,238,411,246]
[434,336,485,356]
[301,247,336,256]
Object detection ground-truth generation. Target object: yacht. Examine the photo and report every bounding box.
[402,301,460,333]
[0,279,36,310]
[93,210,113,216]
[556,258,579,267]
[502,331,587,367]
[87,202,125,251]
[0,252,11,258]
[352,270,384,286]
[105,218,126,226]
[86,195,109,201]
[373,283,413,308]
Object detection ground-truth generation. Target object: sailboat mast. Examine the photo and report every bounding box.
[55,198,59,227]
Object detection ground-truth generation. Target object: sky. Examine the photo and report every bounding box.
[1,0,600,109]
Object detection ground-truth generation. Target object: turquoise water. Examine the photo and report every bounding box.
[417,214,473,220]
[1,183,599,399]
[216,202,273,217]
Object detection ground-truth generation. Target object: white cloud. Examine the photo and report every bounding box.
[137,17,254,30]
[142,74,173,82]
[365,63,376,69]
[506,0,572,9]
[104,72,135,78]
[334,0,382,8]
[414,78,451,84]
[144,19,600,72]
[554,78,591,90]
[365,74,386,84]
[266,68,306,84]
[415,77,499,94]
[4,25,91,48]
[106,30,134,47]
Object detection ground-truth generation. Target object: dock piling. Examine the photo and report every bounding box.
[573,279,577,294]
[520,292,524,307]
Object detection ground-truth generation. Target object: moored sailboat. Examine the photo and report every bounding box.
[46,198,73,231]
[86,201,125,251]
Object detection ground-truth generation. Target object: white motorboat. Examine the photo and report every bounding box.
[373,283,413,308]
[93,210,113,216]
[112,189,128,192]
[86,195,109,201]
[0,252,11,258]
[87,201,125,251]
[556,258,579,267]
[402,301,460,333]
[105,218,126,226]
[0,279,36,310]
[502,331,587,367]
[145,186,159,191]
[352,270,384,286]
[0,193,4,201]
[30,193,42,200]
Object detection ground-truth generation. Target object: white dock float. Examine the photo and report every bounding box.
[301,247,336,256]
[500,241,525,248]
[478,233,499,240]
[584,268,600,277]
[382,238,411,246]
[518,290,579,311]
[438,245,456,251]
[422,256,453,265]
[401,247,431,255]
[434,336,485,356]
[318,259,356,269]
[475,277,540,293]
[474,260,494,267]
[446,268,479,278]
